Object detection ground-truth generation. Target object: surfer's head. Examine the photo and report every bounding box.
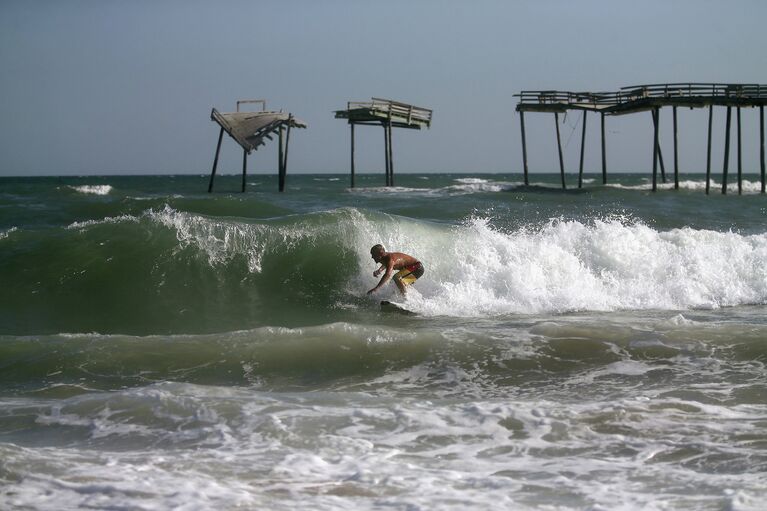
[370,244,386,263]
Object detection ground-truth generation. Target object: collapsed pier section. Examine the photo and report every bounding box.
[208,100,307,193]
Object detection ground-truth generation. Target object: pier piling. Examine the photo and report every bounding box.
[555,112,566,189]
[278,126,286,193]
[520,111,529,185]
[761,105,765,194]
[601,112,607,184]
[208,127,224,193]
[578,111,587,189]
[651,109,667,184]
[706,105,713,195]
[388,121,395,186]
[284,121,292,186]
[722,106,732,195]
[384,125,390,186]
[737,107,742,195]
[350,124,356,188]
[652,108,660,192]
[673,106,679,190]
[241,149,248,193]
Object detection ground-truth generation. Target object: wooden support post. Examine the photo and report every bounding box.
[722,106,732,195]
[737,107,742,195]
[388,121,395,187]
[578,111,587,189]
[601,112,607,184]
[554,112,566,189]
[383,123,390,186]
[706,105,713,195]
[278,125,286,192]
[761,105,765,194]
[673,106,679,190]
[350,123,356,188]
[284,122,292,190]
[208,127,224,193]
[652,109,667,183]
[241,148,248,193]
[652,107,659,192]
[520,111,529,186]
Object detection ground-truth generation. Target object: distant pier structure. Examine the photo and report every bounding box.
[515,83,767,194]
[208,100,306,193]
[335,98,432,187]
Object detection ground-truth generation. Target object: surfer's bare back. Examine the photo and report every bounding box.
[367,244,424,295]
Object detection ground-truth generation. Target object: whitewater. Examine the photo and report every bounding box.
[1,173,766,510]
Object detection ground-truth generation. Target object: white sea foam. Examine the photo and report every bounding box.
[66,214,139,230]
[351,213,767,316]
[148,204,335,274]
[69,185,113,195]
[445,180,517,194]
[3,386,766,510]
[0,226,17,240]
[351,185,433,194]
[608,178,765,193]
[352,179,520,196]
[62,205,274,274]
[453,178,489,184]
[149,205,274,273]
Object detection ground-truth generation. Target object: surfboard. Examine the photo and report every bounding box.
[380,300,416,315]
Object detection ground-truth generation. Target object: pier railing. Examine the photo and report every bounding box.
[347,98,433,125]
[516,90,619,108]
[619,83,767,102]
[516,83,767,111]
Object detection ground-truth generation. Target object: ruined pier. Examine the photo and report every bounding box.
[207,100,306,193]
[515,83,767,194]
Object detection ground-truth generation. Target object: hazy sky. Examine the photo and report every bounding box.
[1,0,765,176]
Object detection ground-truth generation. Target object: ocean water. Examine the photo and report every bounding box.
[1,172,766,510]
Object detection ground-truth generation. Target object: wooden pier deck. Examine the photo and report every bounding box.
[335,98,432,187]
[515,83,767,194]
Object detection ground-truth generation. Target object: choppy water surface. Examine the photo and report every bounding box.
[1,173,766,510]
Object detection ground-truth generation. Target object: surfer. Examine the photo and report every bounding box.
[367,244,424,295]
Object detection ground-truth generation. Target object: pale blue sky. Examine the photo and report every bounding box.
[1,0,765,176]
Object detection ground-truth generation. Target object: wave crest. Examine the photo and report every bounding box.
[387,217,767,316]
[69,185,113,195]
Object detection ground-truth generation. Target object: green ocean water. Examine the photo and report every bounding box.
[1,173,766,510]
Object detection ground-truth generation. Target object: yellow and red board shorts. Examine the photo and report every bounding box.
[394,262,425,286]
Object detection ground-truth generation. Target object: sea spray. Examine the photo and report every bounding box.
[379,216,767,316]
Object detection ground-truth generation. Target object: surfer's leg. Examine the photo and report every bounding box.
[393,274,408,295]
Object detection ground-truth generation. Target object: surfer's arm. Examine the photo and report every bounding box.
[367,260,395,295]
[373,264,385,277]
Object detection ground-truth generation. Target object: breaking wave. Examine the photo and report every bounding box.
[2,205,767,334]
